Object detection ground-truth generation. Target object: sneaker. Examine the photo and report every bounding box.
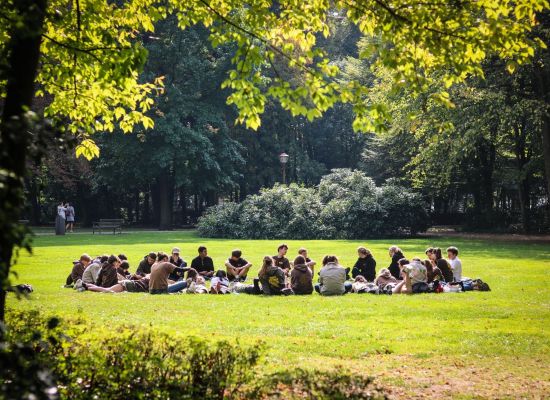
[74,279,83,290]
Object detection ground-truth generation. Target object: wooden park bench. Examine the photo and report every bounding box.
[92,219,124,235]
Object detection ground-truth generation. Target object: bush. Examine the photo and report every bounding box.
[2,310,262,400]
[2,310,389,399]
[197,169,429,239]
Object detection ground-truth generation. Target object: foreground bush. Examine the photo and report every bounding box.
[198,169,429,239]
[2,310,261,400]
[2,310,388,399]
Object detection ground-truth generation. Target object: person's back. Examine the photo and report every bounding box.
[82,261,102,284]
[319,262,346,296]
[290,262,313,295]
[149,261,177,294]
[259,264,285,295]
[375,268,397,289]
[436,258,453,282]
[96,261,119,288]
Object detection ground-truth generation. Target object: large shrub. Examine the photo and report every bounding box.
[2,310,388,399]
[197,169,429,239]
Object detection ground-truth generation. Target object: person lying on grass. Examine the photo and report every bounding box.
[82,275,151,293]
[210,270,231,294]
[225,249,252,282]
[375,268,398,291]
[186,276,209,294]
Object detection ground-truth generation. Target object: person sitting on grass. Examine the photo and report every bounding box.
[225,249,252,282]
[65,254,92,286]
[79,255,107,286]
[374,268,398,291]
[315,255,352,296]
[136,252,157,277]
[258,256,286,295]
[168,247,188,281]
[447,246,462,281]
[388,246,405,280]
[290,255,313,295]
[149,252,192,294]
[392,258,428,294]
[96,255,121,288]
[272,244,291,275]
[117,260,131,279]
[424,259,443,283]
[82,274,151,293]
[352,247,376,282]
[298,248,316,276]
[432,247,453,283]
[210,270,231,294]
[191,246,215,279]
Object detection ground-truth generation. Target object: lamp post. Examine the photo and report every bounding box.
[278,152,289,184]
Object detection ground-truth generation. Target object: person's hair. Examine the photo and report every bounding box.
[357,246,372,256]
[157,252,168,262]
[425,247,434,255]
[423,259,434,274]
[398,258,409,267]
[198,246,207,253]
[118,254,127,261]
[298,248,307,255]
[434,248,443,260]
[187,268,198,280]
[100,255,109,264]
[354,275,366,282]
[107,255,120,265]
[322,255,338,266]
[378,268,390,277]
[412,257,422,262]
[447,246,459,256]
[120,260,130,270]
[148,252,157,260]
[80,254,91,262]
[215,270,227,279]
[278,244,288,251]
[258,256,273,279]
[231,249,242,258]
[293,255,306,266]
[389,246,401,254]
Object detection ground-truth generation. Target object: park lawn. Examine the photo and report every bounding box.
[7,230,550,399]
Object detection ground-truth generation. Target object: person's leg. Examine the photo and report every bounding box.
[86,283,112,293]
[314,284,321,294]
[344,282,352,293]
[392,280,406,294]
[253,278,262,294]
[236,265,252,280]
[226,266,238,281]
[168,281,188,293]
[345,267,351,280]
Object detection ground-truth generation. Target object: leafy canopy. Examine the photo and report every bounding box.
[1,0,548,159]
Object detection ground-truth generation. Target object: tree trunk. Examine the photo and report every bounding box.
[0,0,47,323]
[158,172,173,230]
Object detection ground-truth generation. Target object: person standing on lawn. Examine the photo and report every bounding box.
[190,246,215,279]
[55,202,66,235]
[65,202,75,233]
[225,249,252,282]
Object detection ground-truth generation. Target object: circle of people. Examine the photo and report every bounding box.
[65,244,489,295]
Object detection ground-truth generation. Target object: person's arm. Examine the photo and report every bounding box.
[405,274,413,295]
[136,261,145,276]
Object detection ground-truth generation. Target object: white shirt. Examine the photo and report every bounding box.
[57,206,66,219]
[449,257,462,281]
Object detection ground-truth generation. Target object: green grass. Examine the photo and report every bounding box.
[7,230,550,398]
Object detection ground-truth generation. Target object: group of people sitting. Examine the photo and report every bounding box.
[65,243,489,295]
